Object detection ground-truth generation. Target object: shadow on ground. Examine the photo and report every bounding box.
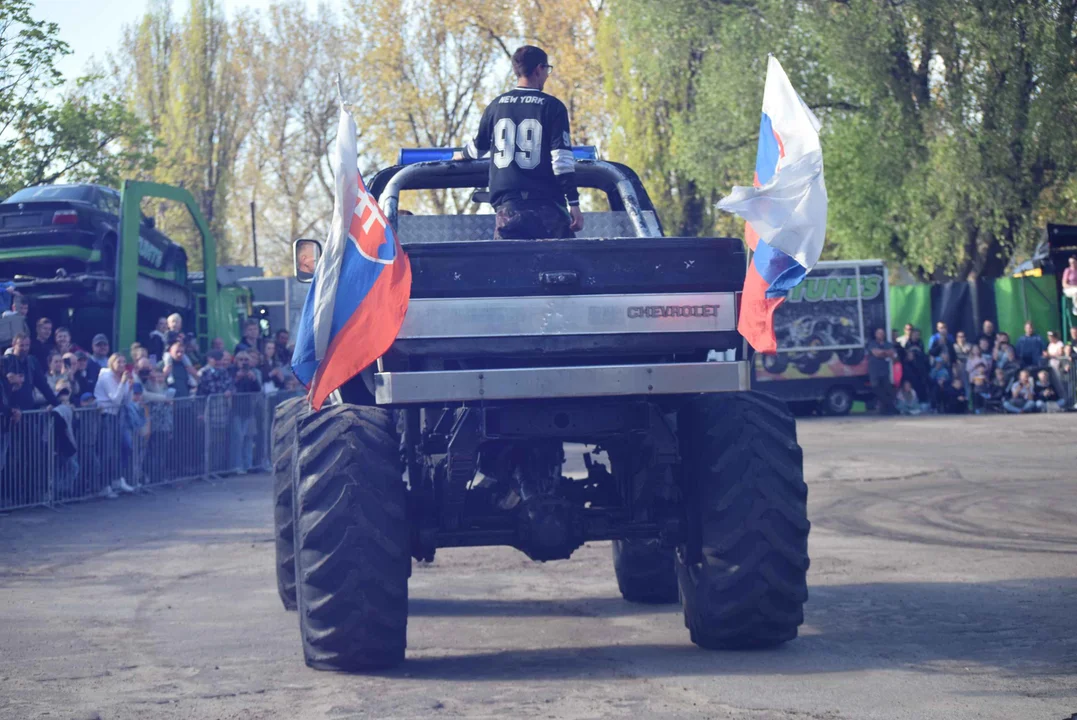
[398,578,1077,681]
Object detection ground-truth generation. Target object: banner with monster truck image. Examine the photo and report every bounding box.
[755,260,889,383]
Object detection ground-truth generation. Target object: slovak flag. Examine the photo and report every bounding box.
[717,55,827,354]
[291,102,411,410]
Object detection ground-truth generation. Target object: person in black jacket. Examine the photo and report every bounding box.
[456,45,584,239]
[1,333,56,505]
[0,371,21,505]
[30,317,54,367]
[2,332,58,410]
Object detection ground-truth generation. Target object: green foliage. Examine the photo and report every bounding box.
[119,0,256,267]
[0,0,155,198]
[603,0,1077,280]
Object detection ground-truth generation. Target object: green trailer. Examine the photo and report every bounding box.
[0,180,244,357]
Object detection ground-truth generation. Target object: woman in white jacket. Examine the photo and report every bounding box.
[94,353,135,494]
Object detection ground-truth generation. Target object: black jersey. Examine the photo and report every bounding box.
[462,87,579,208]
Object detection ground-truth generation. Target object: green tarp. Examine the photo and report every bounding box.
[889,284,932,337]
[993,275,1061,340]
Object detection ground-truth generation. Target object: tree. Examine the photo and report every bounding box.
[599,0,833,237]
[355,0,500,214]
[119,0,258,266]
[815,0,1077,281]
[0,0,154,197]
[600,0,1077,280]
[230,1,348,272]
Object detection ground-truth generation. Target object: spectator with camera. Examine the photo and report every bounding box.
[44,351,75,401]
[230,350,262,473]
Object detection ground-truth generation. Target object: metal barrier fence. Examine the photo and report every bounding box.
[0,391,303,512]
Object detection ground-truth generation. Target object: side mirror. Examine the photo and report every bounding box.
[293,238,322,283]
[142,215,156,229]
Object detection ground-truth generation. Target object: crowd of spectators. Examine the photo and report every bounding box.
[869,317,1075,416]
[0,291,301,506]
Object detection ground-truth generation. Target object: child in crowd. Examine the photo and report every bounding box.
[942,377,968,414]
[1004,369,1037,413]
[977,367,1011,413]
[1034,369,1064,412]
[965,345,990,385]
[895,380,921,416]
[929,357,951,411]
[51,386,79,499]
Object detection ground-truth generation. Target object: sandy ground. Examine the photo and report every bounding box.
[0,413,1075,720]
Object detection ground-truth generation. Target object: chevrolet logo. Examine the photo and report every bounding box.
[627,304,720,319]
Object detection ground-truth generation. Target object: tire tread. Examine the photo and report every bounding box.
[677,391,810,650]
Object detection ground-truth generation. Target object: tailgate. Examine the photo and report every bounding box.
[403,236,746,299]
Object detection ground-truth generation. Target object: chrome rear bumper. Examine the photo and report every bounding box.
[374,360,749,404]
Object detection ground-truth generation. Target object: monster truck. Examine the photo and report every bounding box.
[272,149,810,672]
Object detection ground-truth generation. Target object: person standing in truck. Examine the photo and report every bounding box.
[455,45,585,239]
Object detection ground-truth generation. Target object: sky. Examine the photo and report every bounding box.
[32,0,327,82]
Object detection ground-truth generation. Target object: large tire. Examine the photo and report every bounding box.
[293,404,409,671]
[612,539,679,604]
[676,391,809,649]
[272,395,307,611]
[822,385,854,417]
[760,352,789,375]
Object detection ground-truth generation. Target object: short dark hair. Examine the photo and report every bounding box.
[36,317,51,328]
[10,293,26,308]
[208,349,224,361]
[512,45,548,78]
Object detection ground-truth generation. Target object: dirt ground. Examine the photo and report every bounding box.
[1,413,1075,720]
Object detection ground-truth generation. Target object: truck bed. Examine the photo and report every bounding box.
[389,236,746,363]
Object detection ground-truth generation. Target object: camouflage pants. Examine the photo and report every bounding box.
[494,199,574,240]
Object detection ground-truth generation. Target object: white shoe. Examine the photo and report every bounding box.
[114,478,136,494]
[100,487,119,499]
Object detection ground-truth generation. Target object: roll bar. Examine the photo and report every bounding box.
[377,159,661,239]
